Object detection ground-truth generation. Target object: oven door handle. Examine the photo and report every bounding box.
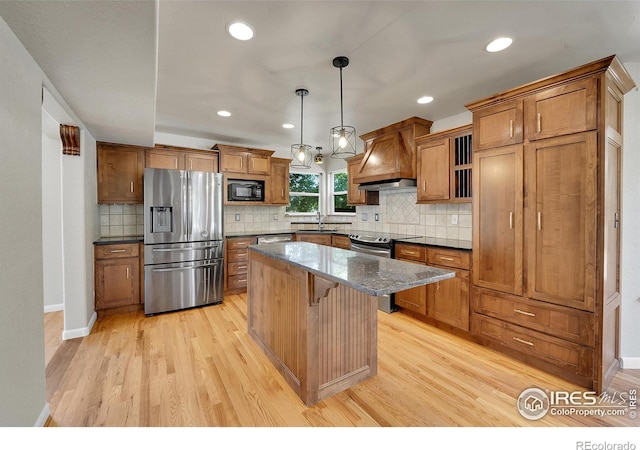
[350,242,392,258]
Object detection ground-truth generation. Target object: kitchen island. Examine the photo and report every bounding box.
[247,241,454,406]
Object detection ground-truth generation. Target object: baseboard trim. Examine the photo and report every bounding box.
[44,303,63,313]
[621,357,640,369]
[62,311,96,340]
[35,403,50,426]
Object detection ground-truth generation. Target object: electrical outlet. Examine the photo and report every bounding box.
[451,214,458,225]
[375,213,379,222]
[362,213,368,221]
[273,214,278,221]
[235,214,241,221]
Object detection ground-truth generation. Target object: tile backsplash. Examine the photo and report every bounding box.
[99,204,144,237]
[99,190,472,242]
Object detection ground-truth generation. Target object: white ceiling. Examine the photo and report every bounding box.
[1,1,640,153]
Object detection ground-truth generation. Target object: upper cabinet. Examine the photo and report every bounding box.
[353,117,432,185]
[269,157,290,205]
[523,78,597,141]
[214,143,272,176]
[97,142,145,204]
[416,124,472,203]
[146,144,219,172]
[471,99,523,151]
[346,154,379,205]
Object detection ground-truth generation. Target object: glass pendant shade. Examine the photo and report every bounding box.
[290,88,313,169]
[330,56,357,159]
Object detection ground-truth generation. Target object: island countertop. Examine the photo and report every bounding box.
[248,241,455,297]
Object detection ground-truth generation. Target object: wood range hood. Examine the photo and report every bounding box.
[350,117,433,191]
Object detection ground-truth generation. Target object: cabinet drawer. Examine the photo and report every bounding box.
[472,288,594,346]
[228,261,248,276]
[227,274,248,290]
[428,247,470,270]
[95,243,139,260]
[227,248,248,263]
[227,237,256,250]
[394,244,427,263]
[472,313,593,378]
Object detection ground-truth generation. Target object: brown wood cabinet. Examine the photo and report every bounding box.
[466,55,635,392]
[416,124,472,203]
[295,233,332,246]
[214,143,272,175]
[97,142,145,204]
[146,145,219,172]
[269,157,290,205]
[346,154,378,205]
[394,243,471,331]
[225,236,257,294]
[353,117,432,185]
[331,234,351,250]
[94,243,141,313]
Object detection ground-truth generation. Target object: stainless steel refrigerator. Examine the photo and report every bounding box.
[143,168,224,315]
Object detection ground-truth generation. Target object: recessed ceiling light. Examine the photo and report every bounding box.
[417,96,434,104]
[217,110,231,117]
[486,37,513,53]
[227,21,254,41]
[282,123,294,129]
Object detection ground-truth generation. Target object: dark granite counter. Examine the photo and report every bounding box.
[93,236,144,245]
[248,241,454,297]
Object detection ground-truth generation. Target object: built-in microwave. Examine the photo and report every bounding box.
[227,179,265,201]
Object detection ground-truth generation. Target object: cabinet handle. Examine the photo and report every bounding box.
[513,336,534,346]
[236,265,247,270]
[281,188,284,197]
[537,113,541,133]
[537,212,542,231]
[509,212,513,230]
[436,281,440,291]
[509,119,513,138]
[110,249,126,253]
[438,256,454,261]
[126,267,130,279]
[403,251,417,255]
[241,158,243,168]
[514,308,536,317]
[130,181,134,193]
[423,180,426,191]
[190,160,193,170]
[174,159,178,169]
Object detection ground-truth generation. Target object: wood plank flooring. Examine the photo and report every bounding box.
[44,294,640,427]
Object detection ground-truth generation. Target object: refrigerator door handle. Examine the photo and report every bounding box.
[151,244,220,253]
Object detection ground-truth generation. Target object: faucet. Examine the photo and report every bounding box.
[317,211,324,230]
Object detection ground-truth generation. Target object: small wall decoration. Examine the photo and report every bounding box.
[60,124,80,156]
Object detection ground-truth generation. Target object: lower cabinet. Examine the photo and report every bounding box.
[94,243,141,314]
[395,243,470,331]
[295,233,332,246]
[394,243,471,332]
[225,236,257,293]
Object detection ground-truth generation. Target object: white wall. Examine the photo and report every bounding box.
[41,109,64,312]
[621,63,640,367]
[0,16,47,426]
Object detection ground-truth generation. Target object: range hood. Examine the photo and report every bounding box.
[357,178,417,191]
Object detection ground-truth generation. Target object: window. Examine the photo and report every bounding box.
[330,170,355,214]
[286,172,321,214]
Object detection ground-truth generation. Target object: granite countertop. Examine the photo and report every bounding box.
[93,236,144,245]
[248,241,455,297]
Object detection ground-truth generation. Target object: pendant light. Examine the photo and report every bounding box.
[314,147,324,164]
[330,56,356,159]
[290,88,313,169]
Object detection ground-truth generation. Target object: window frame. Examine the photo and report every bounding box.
[285,170,324,216]
[329,169,356,216]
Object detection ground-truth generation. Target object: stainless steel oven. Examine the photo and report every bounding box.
[348,234,396,313]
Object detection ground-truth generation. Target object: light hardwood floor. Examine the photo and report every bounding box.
[43,294,640,427]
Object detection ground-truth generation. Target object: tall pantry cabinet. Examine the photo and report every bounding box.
[466,56,635,392]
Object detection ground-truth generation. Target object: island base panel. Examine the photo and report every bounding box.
[247,249,378,406]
